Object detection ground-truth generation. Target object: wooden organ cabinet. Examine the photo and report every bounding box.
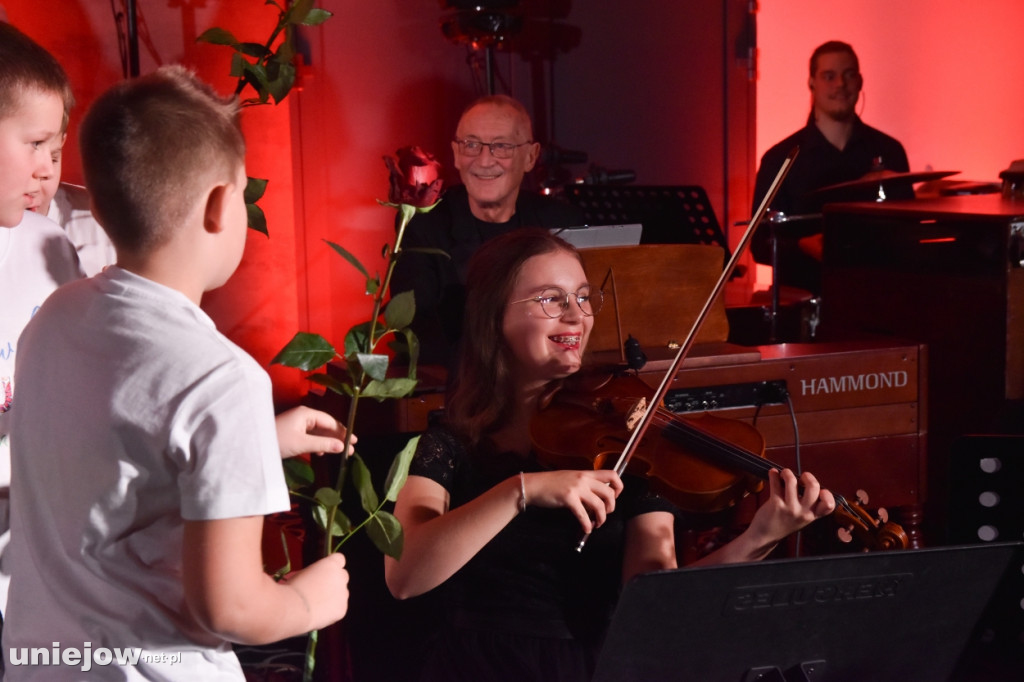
[819,193,1024,543]
[588,341,928,549]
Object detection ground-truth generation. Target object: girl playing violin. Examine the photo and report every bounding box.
[385,227,836,681]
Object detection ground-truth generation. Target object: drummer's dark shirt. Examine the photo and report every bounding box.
[751,115,909,293]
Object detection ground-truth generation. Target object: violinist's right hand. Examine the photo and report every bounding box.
[522,470,623,533]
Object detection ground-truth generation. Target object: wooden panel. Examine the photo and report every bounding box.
[722,403,921,447]
[763,434,925,508]
[579,244,730,355]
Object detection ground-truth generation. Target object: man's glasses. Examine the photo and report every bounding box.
[454,138,532,160]
[510,286,603,318]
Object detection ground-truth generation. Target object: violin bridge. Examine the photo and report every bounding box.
[625,398,647,431]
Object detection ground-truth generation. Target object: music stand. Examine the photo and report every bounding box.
[593,542,1023,682]
[551,223,643,249]
[562,185,730,254]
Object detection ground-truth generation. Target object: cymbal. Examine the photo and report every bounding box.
[814,169,960,194]
[732,211,822,227]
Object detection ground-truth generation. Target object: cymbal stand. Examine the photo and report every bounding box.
[767,211,787,343]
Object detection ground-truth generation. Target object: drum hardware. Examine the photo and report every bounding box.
[765,210,821,342]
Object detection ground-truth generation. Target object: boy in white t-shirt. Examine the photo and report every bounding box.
[4,65,353,680]
[26,130,115,276]
[0,21,84,617]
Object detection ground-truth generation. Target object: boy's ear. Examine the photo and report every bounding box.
[203,184,229,235]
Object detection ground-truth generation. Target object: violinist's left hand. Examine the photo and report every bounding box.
[691,468,835,566]
[748,468,836,545]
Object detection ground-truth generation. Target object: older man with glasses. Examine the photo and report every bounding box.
[391,94,584,368]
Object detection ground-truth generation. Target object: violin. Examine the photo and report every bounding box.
[530,371,910,552]
[530,147,906,553]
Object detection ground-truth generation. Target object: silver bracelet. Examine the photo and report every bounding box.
[518,471,527,512]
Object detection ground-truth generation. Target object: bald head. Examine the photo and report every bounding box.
[452,95,540,223]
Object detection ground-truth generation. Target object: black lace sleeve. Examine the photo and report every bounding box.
[408,426,465,495]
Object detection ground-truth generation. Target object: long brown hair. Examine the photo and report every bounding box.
[445,228,580,445]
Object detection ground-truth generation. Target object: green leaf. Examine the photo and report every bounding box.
[311,503,351,539]
[384,435,419,502]
[237,41,271,59]
[384,290,415,330]
[302,8,333,26]
[285,0,315,25]
[350,453,380,513]
[241,62,272,99]
[229,52,248,78]
[400,246,451,259]
[246,203,268,236]
[415,199,443,214]
[387,328,420,378]
[362,377,418,400]
[403,328,420,377]
[283,457,315,490]
[244,177,269,203]
[266,60,296,104]
[273,40,296,66]
[271,332,336,371]
[326,240,370,280]
[314,486,341,508]
[270,528,292,579]
[356,353,389,382]
[366,510,404,559]
[197,27,239,46]
[343,322,372,357]
[309,372,352,396]
[366,275,380,296]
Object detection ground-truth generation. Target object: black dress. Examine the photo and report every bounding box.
[408,426,676,682]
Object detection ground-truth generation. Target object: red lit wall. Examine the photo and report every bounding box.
[758,0,1024,189]
[755,0,1024,289]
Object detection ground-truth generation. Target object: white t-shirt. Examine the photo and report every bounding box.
[46,182,117,277]
[0,210,83,610]
[3,267,290,681]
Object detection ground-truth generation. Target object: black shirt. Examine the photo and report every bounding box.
[750,116,909,293]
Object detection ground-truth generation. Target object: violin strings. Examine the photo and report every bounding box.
[649,411,779,478]
[647,412,858,518]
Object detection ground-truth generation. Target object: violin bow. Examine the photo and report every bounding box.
[574,147,799,553]
[607,146,799,479]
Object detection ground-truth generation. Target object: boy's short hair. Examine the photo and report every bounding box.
[0,22,75,128]
[80,65,245,254]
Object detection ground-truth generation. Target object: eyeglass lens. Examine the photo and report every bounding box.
[456,139,521,159]
[537,287,602,317]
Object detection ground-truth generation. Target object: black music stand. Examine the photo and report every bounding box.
[593,542,1023,682]
[562,185,730,255]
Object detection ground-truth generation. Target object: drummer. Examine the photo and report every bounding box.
[751,40,910,295]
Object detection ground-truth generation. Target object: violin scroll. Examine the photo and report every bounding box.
[832,489,909,551]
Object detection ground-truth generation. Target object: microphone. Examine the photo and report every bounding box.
[624,334,647,371]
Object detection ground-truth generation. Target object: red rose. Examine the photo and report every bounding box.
[384,146,443,208]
